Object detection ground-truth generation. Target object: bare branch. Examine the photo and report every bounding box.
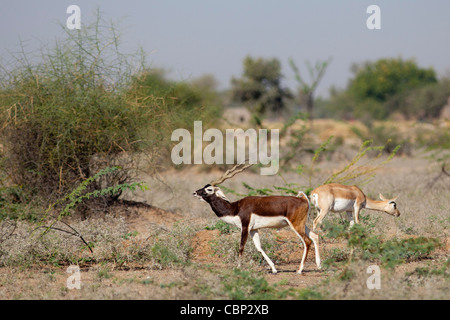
[33,222,94,254]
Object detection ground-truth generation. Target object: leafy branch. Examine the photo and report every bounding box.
[37,166,147,242]
[323,139,400,186]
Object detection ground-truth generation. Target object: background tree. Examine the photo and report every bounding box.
[130,69,222,123]
[388,78,450,120]
[349,58,437,103]
[0,14,222,204]
[320,57,441,121]
[231,56,292,117]
[289,57,332,119]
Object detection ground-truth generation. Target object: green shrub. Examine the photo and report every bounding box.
[204,220,236,235]
[0,16,150,198]
[323,221,441,269]
[0,13,221,204]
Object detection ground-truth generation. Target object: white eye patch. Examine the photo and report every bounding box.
[205,186,215,194]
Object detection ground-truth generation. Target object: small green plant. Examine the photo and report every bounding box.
[406,258,449,279]
[151,242,182,267]
[221,269,289,300]
[97,268,113,280]
[295,287,324,300]
[121,231,138,240]
[322,248,351,270]
[204,220,237,235]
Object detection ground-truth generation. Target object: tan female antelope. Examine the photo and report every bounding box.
[311,183,400,231]
[193,163,321,274]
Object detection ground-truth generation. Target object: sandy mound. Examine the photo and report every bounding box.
[110,200,182,239]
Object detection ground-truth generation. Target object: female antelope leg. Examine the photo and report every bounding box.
[346,211,355,227]
[250,230,277,273]
[313,209,329,231]
[313,210,321,231]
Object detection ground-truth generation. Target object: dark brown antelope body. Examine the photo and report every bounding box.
[194,184,321,274]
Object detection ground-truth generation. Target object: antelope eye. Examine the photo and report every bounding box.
[205,187,214,194]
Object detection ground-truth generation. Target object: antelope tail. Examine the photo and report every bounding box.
[296,191,311,218]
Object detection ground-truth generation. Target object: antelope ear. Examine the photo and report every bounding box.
[392,195,399,202]
[379,193,387,201]
[214,187,230,202]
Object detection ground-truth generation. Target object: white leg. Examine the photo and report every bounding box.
[250,230,277,274]
[297,233,308,274]
[285,220,308,274]
[305,226,321,270]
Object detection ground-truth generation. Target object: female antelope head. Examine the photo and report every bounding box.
[379,194,400,217]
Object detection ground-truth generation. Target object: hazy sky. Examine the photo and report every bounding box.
[1,1,450,96]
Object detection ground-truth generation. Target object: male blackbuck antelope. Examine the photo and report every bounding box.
[193,163,321,274]
[311,183,400,231]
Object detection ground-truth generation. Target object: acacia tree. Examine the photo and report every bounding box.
[347,58,437,120]
[231,56,292,117]
[289,57,332,120]
[349,58,437,103]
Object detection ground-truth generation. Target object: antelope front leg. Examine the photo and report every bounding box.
[238,226,249,268]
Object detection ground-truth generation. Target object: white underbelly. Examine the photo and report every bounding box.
[249,214,288,230]
[220,215,242,229]
[220,214,289,230]
[332,198,355,212]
